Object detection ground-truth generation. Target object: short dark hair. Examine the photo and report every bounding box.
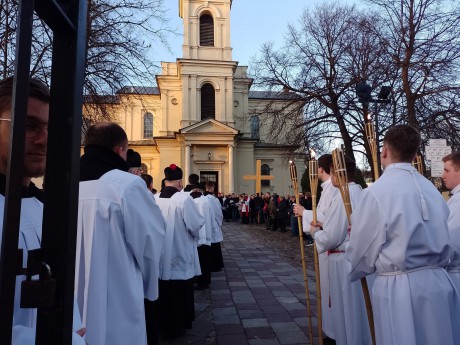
[205,180,215,191]
[383,124,420,162]
[84,122,128,150]
[443,151,460,171]
[318,154,333,174]
[330,156,356,182]
[188,173,199,184]
[141,173,153,188]
[0,76,50,116]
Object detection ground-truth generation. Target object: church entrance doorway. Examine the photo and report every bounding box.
[200,171,218,194]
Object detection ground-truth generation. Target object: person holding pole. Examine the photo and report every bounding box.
[293,154,338,343]
[442,151,460,289]
[309,156,372,345]
[347,124,460,345]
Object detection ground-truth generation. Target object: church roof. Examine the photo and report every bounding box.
[248,90,303,101]
[117,86,160,95]
[84,95,120,104]
[128,139,157,146]
[255,142,299,149]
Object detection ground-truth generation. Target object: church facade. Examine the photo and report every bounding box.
[84,0,306,195]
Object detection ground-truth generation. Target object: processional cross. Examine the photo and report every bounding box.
[242,160,274,194]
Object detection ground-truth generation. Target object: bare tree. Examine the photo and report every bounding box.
[251,2,389,169]
[369,0,460,150]
[0,0,176,121]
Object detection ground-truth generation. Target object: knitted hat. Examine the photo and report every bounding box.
[164,164,183,181]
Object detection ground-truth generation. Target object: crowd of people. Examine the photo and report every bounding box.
[218,191,314,242]
[1,76,460,345]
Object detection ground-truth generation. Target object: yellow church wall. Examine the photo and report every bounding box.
[80,0,307,197]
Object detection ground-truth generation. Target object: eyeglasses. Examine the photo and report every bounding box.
[0,117,48,138]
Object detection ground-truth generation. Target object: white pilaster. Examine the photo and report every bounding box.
[228,144,234,193]
[185,144,191,179]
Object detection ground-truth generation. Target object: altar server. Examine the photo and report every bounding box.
[189,186,213,289]
[204,181,224,279]
[0,76,85,344]
[293,154,338,341]
[154,164,204,339]
[310,157,371,345]
[347,124,460,345]
[442,151,460,288]
[75,122,165,345]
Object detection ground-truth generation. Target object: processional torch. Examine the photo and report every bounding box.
[332,147,376,345]
[308,150,323,345]
[289,160,314,345]
[365,115,379,181]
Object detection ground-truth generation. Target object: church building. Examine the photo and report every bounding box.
[84,0,306,195]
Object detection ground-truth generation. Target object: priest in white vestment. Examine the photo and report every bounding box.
[154,164,204,340]
[75,122,166,345]
[294,154,338,341]
[442,151,460,289]
[347,125,460,345]
[310,158,372,345]
[0,76,85,344]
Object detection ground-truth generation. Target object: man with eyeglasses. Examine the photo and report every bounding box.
[0,76,86,344]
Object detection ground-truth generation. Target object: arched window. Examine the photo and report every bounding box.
[143,112,153,138]
[201,83,215,120]
[250,116,260,139]
[261,163,270,187]
[200,14,214,46]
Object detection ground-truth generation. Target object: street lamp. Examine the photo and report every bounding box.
[356,82,392,176]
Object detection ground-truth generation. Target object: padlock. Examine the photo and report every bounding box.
[20,250,56,309]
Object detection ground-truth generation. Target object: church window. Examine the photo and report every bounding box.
[201,83,215,120]
[200,14,214,46]
[143,111,153,138]
[261,164,270,187]
[250,116,260,139]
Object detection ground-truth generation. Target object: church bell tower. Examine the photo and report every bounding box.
[179,0,233,61]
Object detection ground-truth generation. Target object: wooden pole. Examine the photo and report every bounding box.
[365,120,379,182]
[332,148,376,345]
[308,155,323,345]
[289,160,314,345]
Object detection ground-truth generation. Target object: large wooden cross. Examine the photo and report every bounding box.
[243,160,275,194]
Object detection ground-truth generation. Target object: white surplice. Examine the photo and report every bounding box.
[0,196,85,345]
[447,184,460,288]
[302,177,338,339]
[75,170,165,345]
[154,191,204,279]
[313,183,372,345]
[205,194,224,244]
[347,163,460,345]
[192,194,213,246]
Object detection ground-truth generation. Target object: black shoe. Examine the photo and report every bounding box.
[305,240,314,246]
[323,337,336,345]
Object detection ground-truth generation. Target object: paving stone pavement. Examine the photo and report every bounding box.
[159,221,320,345]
